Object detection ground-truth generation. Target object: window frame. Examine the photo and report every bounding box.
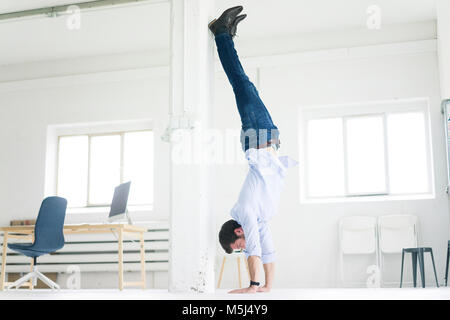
[343,113,389,197]
[299,98,434,203]
[56,129,154,208]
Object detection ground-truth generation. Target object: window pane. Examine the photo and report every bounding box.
[387,112,429,194]
[346,116,386,194]
[123,131,154,205]
[89,135,121,204]
[58,136,88,207]
[306,118,345,197]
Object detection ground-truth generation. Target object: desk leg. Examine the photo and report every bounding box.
[217,257,226,288]
[118,228,124,291]
[1,233,8,290]
[29,233,35,290]
[29,258,34,290]
[237,257,242,288]
[140,232,146,289]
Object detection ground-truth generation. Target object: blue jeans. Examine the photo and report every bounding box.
[214,33,280,152]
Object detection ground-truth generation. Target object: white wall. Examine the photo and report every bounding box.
[437,0,450,99]
[273,52,448,287]
[0,70,170,226]
[0,23,448,288]
[0,67,172,289]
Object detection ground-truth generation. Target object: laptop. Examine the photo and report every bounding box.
[108,181,132,225]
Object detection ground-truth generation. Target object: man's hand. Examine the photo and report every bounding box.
[228,286,258,294]
[257,285,271,293]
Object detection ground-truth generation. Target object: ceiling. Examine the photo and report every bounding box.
[0,0,437,66]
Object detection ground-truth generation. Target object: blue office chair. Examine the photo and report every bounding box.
[7,196,67,290]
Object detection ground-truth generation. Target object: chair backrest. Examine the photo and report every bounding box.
[378,214,418,253]
[33,196,67,253]
[339,216,377,254]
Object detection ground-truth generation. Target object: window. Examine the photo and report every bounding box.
[300,99,433,201]
[57,130,154,208]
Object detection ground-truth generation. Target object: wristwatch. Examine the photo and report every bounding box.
[250,280,260,287]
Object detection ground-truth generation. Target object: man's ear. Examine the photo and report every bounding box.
[234,227,244,236]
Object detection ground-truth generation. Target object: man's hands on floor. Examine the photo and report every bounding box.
[256,285,271,292]
[228,286,257,294]
[228,285,271,294]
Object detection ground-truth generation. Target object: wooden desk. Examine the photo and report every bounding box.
[0,223,147,291]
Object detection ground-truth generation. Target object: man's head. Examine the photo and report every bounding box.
[219,219,246,254]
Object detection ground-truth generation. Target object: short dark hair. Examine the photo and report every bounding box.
[219,219,242,254]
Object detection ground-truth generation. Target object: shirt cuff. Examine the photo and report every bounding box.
[261,251,276,264]
[244,250,261,260]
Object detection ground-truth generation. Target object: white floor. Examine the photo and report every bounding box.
[1,288,450,300]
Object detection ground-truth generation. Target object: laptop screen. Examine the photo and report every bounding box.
[109,182,131,218]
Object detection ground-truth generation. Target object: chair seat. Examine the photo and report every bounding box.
[403,247,432,253]
[8,243,49,258]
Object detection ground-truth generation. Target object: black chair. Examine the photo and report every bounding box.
[400,247,439,288]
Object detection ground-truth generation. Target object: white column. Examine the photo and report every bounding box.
[167,0,216,293]
[437,0,450,100]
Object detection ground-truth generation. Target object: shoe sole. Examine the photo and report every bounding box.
[208,19,217,28]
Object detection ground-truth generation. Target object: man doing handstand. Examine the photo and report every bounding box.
[209,6,296,294]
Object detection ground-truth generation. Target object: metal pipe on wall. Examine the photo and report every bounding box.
[0,0,168,21]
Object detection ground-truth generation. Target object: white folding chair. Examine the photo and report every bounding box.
[338,216,378,287]
[377,214,418,286]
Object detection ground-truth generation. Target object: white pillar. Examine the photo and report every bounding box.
[437,0,450,99]
[167,0,216,293]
